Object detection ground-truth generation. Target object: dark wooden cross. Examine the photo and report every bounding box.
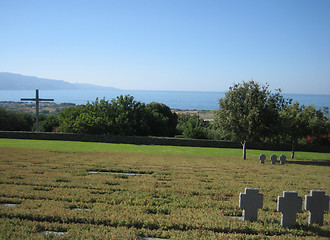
[21,89,54,132]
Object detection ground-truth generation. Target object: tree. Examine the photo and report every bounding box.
[145,102,178,137]
[110,95,149,136]
[0,107,34,131]
[176,113,191,135]
[39,115,59,132]
[216,81,288,159]
[182,115,206,139]
[59,95,148,135]
[58,95,177,137]
[58,105,89,133]
[279,102,329,159]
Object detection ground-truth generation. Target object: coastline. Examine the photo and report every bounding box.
[0,101,216,120]
[1,90,329,113]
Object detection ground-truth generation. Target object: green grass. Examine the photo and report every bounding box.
[0,139,329,239]
[0,138,329,160]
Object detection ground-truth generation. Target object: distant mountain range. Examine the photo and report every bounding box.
[0,72,119,90]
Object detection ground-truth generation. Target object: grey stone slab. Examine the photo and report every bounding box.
[239,188,263,221]
[277,191,302,227]
[124,173,136,176]
[142,238,168,240]
[70,208,90,211]
[2,203,19,207]
[305,190,329,225]
[228,216,244,221]
[39,231,67,236]
[89,171,137,176]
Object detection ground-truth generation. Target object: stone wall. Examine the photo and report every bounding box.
[0,131,329,153]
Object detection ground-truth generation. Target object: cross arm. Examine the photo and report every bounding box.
[21,98,36,101]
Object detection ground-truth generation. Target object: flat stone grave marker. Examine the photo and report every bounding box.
[123,173,136,176]
[39,231,67,236]
[305,190,329,225]
[70,208,90,211]
[259,154,266,164]
[228,216,244,221]
[277,191,302,227]
[2,203,19,207]
[142,238,168,240]
[88,171,136,176]
[279,155,286,165]
[270,155,277,164]
[239,188,263,221]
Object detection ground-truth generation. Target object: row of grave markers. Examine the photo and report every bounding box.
[259,154,286,164]
[239,188,329,227]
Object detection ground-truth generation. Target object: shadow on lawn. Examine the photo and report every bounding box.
[287,159,330,167]
[295,224,330,238]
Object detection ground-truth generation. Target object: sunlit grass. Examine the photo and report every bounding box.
[0,138,329,160]
[0,139,329,239]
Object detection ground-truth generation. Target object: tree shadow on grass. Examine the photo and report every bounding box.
[294,224,330,238]
[287,159,330,167]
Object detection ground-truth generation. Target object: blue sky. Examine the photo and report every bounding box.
[1,0,330,94]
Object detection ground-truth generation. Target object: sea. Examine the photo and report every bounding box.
[0,90,329,113]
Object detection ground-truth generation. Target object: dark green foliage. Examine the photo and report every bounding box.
[59,96,146,135]
[146,102,178,137]
[39,115,59,132]
[176,113,191,135]
[278,102,329,158]
[177,114,217,139]
[0,107,34,131]
[204,121,224,140]
[182,115,206,139]
[58,95,177,137]
[57,105,87,133]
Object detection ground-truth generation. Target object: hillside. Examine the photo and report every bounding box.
[0,72,118,90]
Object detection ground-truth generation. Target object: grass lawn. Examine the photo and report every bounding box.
[1,138,329,160]
[0,138,329,239]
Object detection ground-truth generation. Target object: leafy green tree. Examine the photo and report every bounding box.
[110,95,149,136]
[205,120,224,140]
[0,107,34,131]
[176,113,191,135]
[279,102,329,159]
[58,105,87,133]
[216,81,288,159]
[59,96,146,135]
[39,115,59,132]
[146,102,178,137]
[58,95,176,137]
[182,115,206,139]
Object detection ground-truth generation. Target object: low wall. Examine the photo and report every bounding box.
[0,131,329,153]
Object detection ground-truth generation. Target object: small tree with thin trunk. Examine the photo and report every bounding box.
[279,102,328,159]
[216,81,286,159]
